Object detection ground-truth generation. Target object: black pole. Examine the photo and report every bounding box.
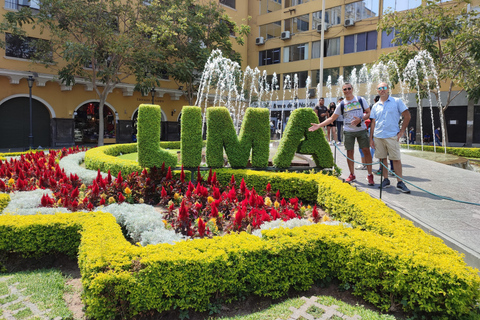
[379,159,384,199]
[151,87,155,104]
[27,76,34,150]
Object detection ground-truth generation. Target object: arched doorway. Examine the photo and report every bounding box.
[0,97,51,149]
[74,102,116,144]
[132,109,167,141]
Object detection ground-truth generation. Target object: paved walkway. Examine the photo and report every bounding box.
[328,144,480,271]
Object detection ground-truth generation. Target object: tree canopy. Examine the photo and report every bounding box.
[0,0,250,144]
[377,0,480,142]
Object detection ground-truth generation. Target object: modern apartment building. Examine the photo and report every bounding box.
[1,0,479,149]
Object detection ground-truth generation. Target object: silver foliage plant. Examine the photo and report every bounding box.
[2,152,347,245]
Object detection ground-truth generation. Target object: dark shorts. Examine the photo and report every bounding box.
[344,130,369,151]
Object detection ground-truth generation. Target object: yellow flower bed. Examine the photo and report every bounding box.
[0,170,479,319]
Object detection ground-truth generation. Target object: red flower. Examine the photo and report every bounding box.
[180,165,185,183]
[161,186,167,198]
[198,218,206,237]
[166,167,172,180]
[266,183,271,193]
[312,204,319,223]
[118,192,125,203]
[116,171,123,184]
[230,174,235,185]
[71,187,79,199]
[240,178,246,193]
[210,202,218,218]
[99,198,106,206]
[197,167,202,183]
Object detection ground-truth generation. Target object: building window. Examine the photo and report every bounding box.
[259,0,282,14]
[285,0,310,8]
[312,6,341,28]
[381,29,400,48]
[283,71,309,88]
[5,33,51,60]
[283,43,308,62]
[259,48,281,66]
[259,21,282,39]
[312,67,340,86]
[382,0,421,13]
[5,0,40,10]
[259,74,280,91]
[345,0,379,21]
[343,64,364,81]
[285,14,309,34]
[311,38,340,58]
[344,31,377,54]
[219,0,235,9]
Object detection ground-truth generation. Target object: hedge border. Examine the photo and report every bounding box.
[0,170,478,319]
[401,144,480,159]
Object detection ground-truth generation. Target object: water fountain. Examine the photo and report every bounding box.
[195,49,447,153]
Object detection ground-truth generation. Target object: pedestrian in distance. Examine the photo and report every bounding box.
[314,97,328,135]
[326,102,337,144]
[434,127,442,146]
[369,82,411,193]
[409,127,415,145]
[309,83,375,186]
[336,97,344,145]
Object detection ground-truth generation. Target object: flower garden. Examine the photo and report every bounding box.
[0,105,480,319]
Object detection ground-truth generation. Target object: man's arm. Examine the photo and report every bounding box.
[397,109,411,140]
[369,118,376,149]
[309,113,339,131]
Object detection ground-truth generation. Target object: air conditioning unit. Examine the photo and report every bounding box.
[344,19,355,27]
[280,31,291,40]
[308,88,316,98]
[316,23,329,32]
[255,37,265,45]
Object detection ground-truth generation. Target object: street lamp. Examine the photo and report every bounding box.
[150,87,156,104]
[27,75,35,150]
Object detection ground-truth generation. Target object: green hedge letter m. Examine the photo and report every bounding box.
[205,107,270,168]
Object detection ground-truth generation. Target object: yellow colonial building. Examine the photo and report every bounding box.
[1,0,479,149]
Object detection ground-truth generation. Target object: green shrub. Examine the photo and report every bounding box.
[206,107,270,168]
[401,144,480,158]
[273,108,333,169]
[0,193,10,213]
[180,106,203,168]
[137,104,177,169]
[84,143,184,178]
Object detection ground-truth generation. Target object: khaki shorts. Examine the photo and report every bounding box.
[374,136,401,160]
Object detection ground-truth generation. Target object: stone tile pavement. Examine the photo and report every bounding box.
[280,296,361,320]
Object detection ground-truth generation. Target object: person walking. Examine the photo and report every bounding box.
[434,127,442,146]
[314,97,328,135]
[369,82,411,193]
[309,83,374,186]
[326,102,337,144]
[336,97,344,145]
[409,127,415,145]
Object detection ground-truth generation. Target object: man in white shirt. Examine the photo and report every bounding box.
[309,83,374,185]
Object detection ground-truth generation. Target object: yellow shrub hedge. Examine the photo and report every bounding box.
[0,193,10,213]
[0,171,479,319]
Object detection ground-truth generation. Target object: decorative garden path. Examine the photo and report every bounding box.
[280,296,361,320]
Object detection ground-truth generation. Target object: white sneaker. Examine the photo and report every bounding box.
[338,142,342,146]
[355,164,367,170]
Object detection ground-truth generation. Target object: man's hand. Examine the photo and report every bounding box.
[396,131,405,141]
[308,123,322,132]
[351,116,361,126]
[370,138,375,149]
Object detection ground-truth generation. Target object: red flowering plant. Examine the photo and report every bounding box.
[1,149,329,239]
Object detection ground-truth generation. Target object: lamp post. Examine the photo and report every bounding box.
[27,75,35,150]
[151,87,155,104]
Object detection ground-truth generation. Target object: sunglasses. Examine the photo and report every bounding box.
[343,87,352,91]
[377,86,388,91]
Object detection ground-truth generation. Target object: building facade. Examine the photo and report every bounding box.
[1,0,479,149]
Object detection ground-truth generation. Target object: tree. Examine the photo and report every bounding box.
[144,0,250,106]
[377,0,480,145]
[0,0,177,146]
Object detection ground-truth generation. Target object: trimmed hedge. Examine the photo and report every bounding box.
[0,170,478,319]
[137,104,177,169]
[273,108,333,169]
[0,193,10,213]
[181,106,203,168]
[401,144,480,159]
[84,143,180,177]
[205,107,270,168]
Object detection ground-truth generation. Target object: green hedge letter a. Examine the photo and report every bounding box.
[206,107,270,168]
[273,108,333,169]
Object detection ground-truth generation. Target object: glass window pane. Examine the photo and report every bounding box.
[356,32,366,52]
[366,31,377,50]
[344,35,355,54]
[381,29,395,48]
